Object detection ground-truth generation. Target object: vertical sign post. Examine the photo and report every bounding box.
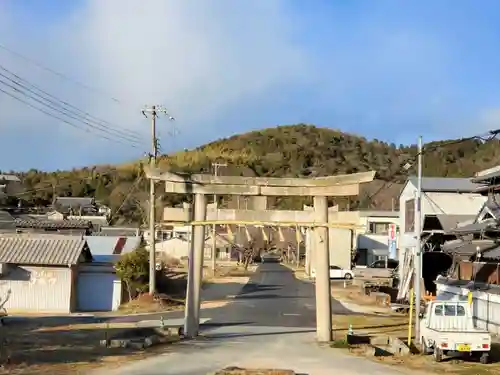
[388,223,397,260]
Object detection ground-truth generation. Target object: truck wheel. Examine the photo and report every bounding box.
[433,347,443,362]
[480,352,490,364]
[420,338,431,354]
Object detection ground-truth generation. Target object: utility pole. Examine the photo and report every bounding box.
[414,135,423,342]
[211,162,227,273]
[142,105,175,295]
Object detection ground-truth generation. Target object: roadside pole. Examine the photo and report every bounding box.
[414,135,423,342]
[211,162,227,274]
[142,105,175,295]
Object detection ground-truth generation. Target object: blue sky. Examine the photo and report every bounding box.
[1,0,500,171]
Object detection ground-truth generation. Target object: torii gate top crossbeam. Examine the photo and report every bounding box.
[144,167,376,197]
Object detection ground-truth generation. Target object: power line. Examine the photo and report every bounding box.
[0,64,144,141]
[108,176,143,223]
[0,81,142,148]
[365,130,500,207]
[0,42,127,106]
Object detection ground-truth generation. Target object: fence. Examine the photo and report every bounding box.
[436,278,500,335]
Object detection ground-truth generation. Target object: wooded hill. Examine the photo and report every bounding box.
[6,124,500,224]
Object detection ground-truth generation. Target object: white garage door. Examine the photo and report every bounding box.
[77,273,116,312]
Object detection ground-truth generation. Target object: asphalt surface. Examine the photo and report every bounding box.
[113,262,353,327]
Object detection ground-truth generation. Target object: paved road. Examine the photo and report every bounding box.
[91,265,416,375]
[113,262,353,327]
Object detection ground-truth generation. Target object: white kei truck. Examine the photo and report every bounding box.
[419,300,491,364]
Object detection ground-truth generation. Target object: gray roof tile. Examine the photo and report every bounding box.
[55,197,95,207]
[408,177,483,193]
[0,174,20,182]
[0,234,90,265]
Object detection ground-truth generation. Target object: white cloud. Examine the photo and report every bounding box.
[0,0,312,168]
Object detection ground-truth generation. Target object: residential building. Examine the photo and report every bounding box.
[154,230,232,263]
[303,206,399,273]
[0,234,92,313]
[78,235,141,311]
[53,196,97,214]
[0,210,93,235]
[0,174,22,197]
[143,225,192,246]
[397,176,487,299]
[46,210,109,231]
[356,210,400,267]
[0,233,128,313]
[398,177,486,259]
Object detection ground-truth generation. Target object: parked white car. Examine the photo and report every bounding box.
[311,265,354,280]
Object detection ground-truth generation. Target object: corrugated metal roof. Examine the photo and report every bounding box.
[84,236,141,262]
[408,177,483,193]
[437,214,476,232]
[0,234,89,265]
[451,219,500,233]
[359,210,399,218]
[442,239,497,258]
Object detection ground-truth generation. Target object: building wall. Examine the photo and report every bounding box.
[356,214,399,266]
[0,265,73,313]
[357,234,392,265]
[307,227,353,273]
[399,182,486,258]
[155,238,212,261]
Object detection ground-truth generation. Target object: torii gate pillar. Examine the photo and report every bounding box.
[184,193,207,338]
[313,196,331,342]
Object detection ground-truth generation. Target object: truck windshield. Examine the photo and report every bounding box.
[434,304,466,316]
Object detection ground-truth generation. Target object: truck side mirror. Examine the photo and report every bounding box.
[419,312,424,319]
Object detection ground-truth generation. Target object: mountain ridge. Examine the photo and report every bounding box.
[5,124,500,223]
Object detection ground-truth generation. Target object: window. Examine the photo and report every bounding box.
[405,199,415,232]
[329,265,340,270]
[370,260,385,268]
[369,222,389,234]
[444,305,456,316]
[457,305,466,316]
[434,304,443,315]
[435,304,466,316]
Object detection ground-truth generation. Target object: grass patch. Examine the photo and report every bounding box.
[330,338,350,349]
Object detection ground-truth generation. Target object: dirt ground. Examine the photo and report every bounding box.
[0,318,179,375]
[214,368,294,375]
[327,288,500,375]
[0,265,255,375]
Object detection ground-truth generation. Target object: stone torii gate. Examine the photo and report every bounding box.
[146,168,375,342]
